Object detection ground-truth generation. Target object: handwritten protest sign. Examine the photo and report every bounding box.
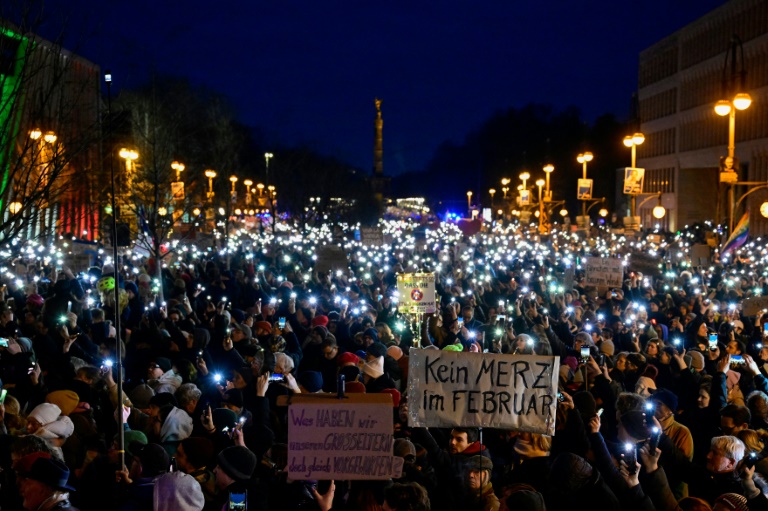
[407,351,559,434]
[743,296,768,317]
[397,273,437,314]
[315,245,348,274]
[628,253,662,276]
[287,395,402,480]
[584,257,623,288]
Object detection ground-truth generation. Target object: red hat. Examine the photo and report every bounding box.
[346,381,366,393]
[255,321,272,334]
[337,352,359,367]
[311,315,329,328]
[380,388,401,408]
[280,281,294,290]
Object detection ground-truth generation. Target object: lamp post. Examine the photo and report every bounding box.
[466,191,473,214]
[536,179,546,234]
[622,133,645,229]
[264,152,273,186]
[489,188,496,207]
[501,178,510,198]
[243,179,253,205]
[519,172,530,191]
[171,161,185,181]
[543,164,554,202]
[229,175,238,193]
[576,152,593,223]
[204,170,217,201]
[715,35,752,233]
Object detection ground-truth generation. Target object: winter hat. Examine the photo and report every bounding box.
[130,384,156,409]
[254,321,272,334]
[714,493,749,511]
[43,416,75,440]
[212,408,238,431]
[274,353,294,374]
[297,371,324,393]
[230,309,245,324]
[160,407,194,443]
[599,340,615,356]
[355,350,368,360]
[467,455,493,472]
[46,390,80,417]
[339,365,361,383]
[311,315,329,328]
[124,281,139,296]
[651,388,679,413]
[312,325,329,340]
[155,357,173,373]
[688,350,705,370]
[549,453,594,493]
[346,381,367,393]
[280,281,294,290]
[217,446,257,482]
[222,389,244,409]
[337,352,359,367]
[153,471,205,511]
[26,294,44,308]
[505,486,547,510]
[135,443,170,478]
[180,437,215,470]
[123,431,148,456]
[380,388,401,408]
[393,439,416,459]
[363,328,379,343]
[619,410,651,441]
[29,403,61,426]
[572,391,597,418]
[232,323,252,341]
[442,344,463,352]
[363,357,384,379]
[635,376,656,397]
[386,346,403,361]
[14,453,75,492]
[732,320,745,331]
[366,342,387,359]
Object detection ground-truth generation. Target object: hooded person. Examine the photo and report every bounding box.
[148,357,183,394]
[153,471,205,511]
[212,446,258,511]
[362,354,396,393]
[158,406,194,454]
[117,442,170,511]
[26,403,74,460]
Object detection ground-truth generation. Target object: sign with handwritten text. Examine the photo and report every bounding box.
[584,257,624,288]
[407,351,559,434]
[287,403,401,480]
[397,273,436,314]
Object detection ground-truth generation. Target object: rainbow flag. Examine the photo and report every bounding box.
[721,212,749,258]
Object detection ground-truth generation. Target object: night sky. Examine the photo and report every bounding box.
[55,1,726,175]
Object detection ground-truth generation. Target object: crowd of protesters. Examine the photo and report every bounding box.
[0,220,768,510]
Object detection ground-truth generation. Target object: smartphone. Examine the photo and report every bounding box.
[457,318,464,327]
[763,323,768,337]
[278,317,286,329]
[597,354,606,367]
[557,392,565,402]
[0,338,8,348]
[649,426,661,455]
[731,355,745,365]
[623,443,638,475]
[169,457,177,472]
[268,374,286,383]
[228,490,247,511]
[745,452,760,469]
[644,402,655,426]
[580,346,590,364]
[0,389,7,404]
[597,408,604,417]
[709,333,718,351]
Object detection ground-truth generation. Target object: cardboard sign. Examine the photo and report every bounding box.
[287,396,402,480]
[743,296,768,317]
[584,257,623,288]
[407,351,560,434]
[691,244,712,266]
[628,253,662,276]
[315,245,348,274]
[397,273,437,314]
[577,179,593,200]
[623,167,645,194]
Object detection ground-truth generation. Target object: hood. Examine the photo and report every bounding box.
[160,407,193,443]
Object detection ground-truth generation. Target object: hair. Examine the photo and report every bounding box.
[452,427,479,444]
[11,435,60,460]
[383,482,431,511]
[529,433,552,453]
[677,496,712,511]
[320,337,338,350]
[616,392,646,416]
[747,391,768,426]
[174,359,198,384]
[736,429,764,455]
[77,366,101,383]
[91,309,105,322]
[710,435,745,462]
[175,383,202,408]
[721,404,751,427]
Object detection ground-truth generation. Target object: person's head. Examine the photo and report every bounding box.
[698,385,711,409]
[706,436,745,474]
[214,446,257,490]
[697,322,708,338]
[720,404,751,436]
[153,471,205,511]
[644,339,661,357]
[382,482,431,511]
[175,383,202,414]
[747,390,768,427]
[614,352,628,372]
[176,437,215,474]
[736,429,764,458]
[321,338,338,360]
[14,453,74,511]
[461,306,474,323]
[618,410,651,443]
[466,455,492,491]
[726,340,745,356]
[449,427,478,454]
[515,334,535,354]
[147,357,172,380]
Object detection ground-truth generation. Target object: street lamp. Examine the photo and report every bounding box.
[192,207,201,217]
[501,178,510,198]
[257,183,265,196]
[519,172,530,190]
[576,152,593,222]
[265,152,273,186]
[715,35,753,232]
[204,169,217,200]
[171,161,185,181]
[543,164,554,201]
[158,207,167,216]
[535,179,546,234]
[243,179,253,205]
[623,133,645,228]
[229,175,238,193]
[489,188,496,206]
[599,208,609,218]
[9,201,22,214]
[466,191,473,213]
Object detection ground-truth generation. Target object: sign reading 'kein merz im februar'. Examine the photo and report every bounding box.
[287,402,402,480]
[397,273,436,314]
[407,351,560,435]
[584,257,624,288]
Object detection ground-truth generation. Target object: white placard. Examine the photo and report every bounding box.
[397,273,436,314]
[584,257,623,288]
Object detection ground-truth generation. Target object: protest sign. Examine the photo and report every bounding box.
[315,245,348,274]
[584,257,623,288]
[691,244,712,266]
[397,273,437,314]
[743,296,768,317]
[407,350,559,434]
[628,253,663,276]
[360,227,385,246]
[286,394,402,480]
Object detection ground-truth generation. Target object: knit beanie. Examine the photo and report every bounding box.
[46,390,80,416]
[217,446,257,482]
[363,328,379,343]
[381,388,401,407]
[297,371,324,393]
[620,410,650,441]
[688,350,705,370]
[386,346,403,361]
[212,408,238,431]
[366,342,387,359]
[129,384,156,409]
[153,471,205,511]
[123,431,148,456]
[311,315,329,328]
[337,352,359,367]
[599,340,615,356]
[549,452,594,493]
[136,443,170,478]
[714,493,749,511]
[29,403,61,426]
[254,321,272,334]
[393,439,416,459]
[346,381,367,393]
[362,356,384,379]
[651,388,678,413]
[155,357,173,373]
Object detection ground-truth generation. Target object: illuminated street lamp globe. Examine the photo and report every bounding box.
[714,100,732,116]
[733,92,753,111]
[652,205,666,219]
[9,202,22,214]
[599,208,608,217]
[158,207,167,216]
[559,209,568,217]
[760,202,768,218]
[192,208,201,216]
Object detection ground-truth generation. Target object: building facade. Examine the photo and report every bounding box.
[635,0,768,233]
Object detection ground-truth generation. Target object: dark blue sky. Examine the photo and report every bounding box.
[57,1,725,175]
